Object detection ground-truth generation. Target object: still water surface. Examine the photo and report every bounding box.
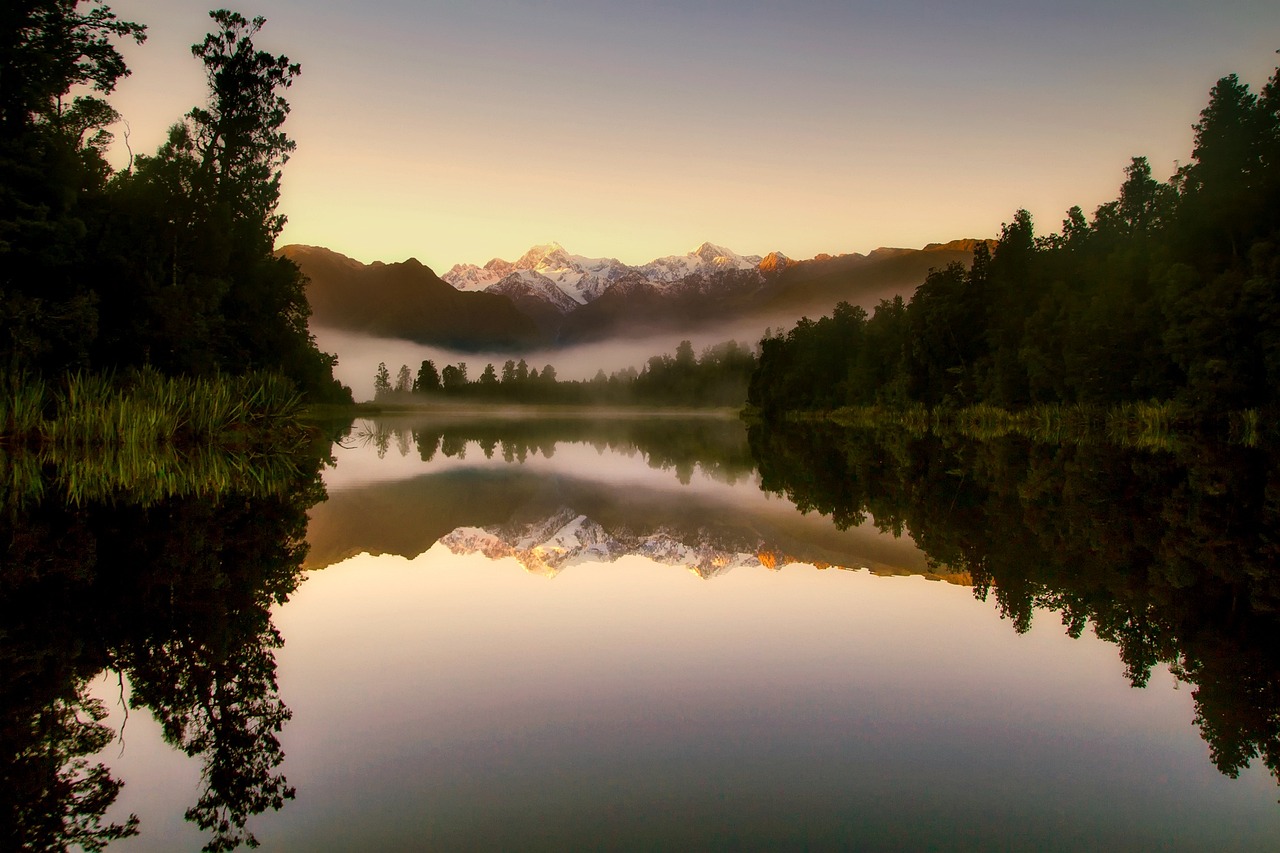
[33,414,1280,848]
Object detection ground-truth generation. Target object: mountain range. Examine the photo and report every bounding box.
[442,241,766,303]
[281,238,990,350]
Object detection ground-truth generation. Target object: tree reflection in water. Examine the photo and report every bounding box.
[8,413,1280,849]
[387,413,757,484]
[0,447,327,851]
[749,421,1280,790]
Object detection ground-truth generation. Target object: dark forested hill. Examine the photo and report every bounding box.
[750,239,990,322]
[279,245,542,349]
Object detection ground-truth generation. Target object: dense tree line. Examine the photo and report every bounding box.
[373,339,757,407]
[750,60,1280,420]
[0,3,350,402]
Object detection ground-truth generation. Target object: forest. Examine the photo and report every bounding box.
[748,61,1280,424]
[371,339,758,408]
[0,3,350,406]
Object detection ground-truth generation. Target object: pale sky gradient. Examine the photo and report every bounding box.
[103,1,1280,269]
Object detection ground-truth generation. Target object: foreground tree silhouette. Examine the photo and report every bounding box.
[188,11,299,231]
[0,1,145,371]
[105,9,345,397]
[0,4,349,400]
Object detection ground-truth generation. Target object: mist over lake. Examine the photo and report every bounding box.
[314,321,777,401]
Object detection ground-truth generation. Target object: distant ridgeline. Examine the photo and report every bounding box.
[0,6,350,403]
[280,239,987,349]
[748,62,1280,423]
[370,339,758,408]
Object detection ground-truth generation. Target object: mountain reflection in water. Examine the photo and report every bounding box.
[308,415,937,582]
[3,413,1280,850]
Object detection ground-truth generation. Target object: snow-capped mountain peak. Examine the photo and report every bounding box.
[692,241,736,264]
[515,242,573,272]
[483,257,516,275]
[442,241,766,305]
[637,242,764,284]
[443,242,635,305]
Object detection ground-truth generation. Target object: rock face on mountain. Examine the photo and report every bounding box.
[758,251,791,273]
[287,238,993,350]
[484,270,581,337]
[278,245,541,349]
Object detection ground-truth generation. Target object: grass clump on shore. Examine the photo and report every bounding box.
[0,375,45,439]
[0,370,316,508]
[2,369,306,450]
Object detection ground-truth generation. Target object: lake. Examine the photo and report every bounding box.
[6,413,1280,850]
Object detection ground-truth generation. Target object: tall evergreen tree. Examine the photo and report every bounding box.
[414,359,440,393]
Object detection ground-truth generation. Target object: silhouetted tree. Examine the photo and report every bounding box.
[0,0,145,372]
[441,363,467,393]
[414,359,440,393]
[0,5,349,401]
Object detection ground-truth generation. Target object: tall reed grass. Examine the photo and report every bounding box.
[828,404,931,435]
[1229,409,1262,447]
[0,374,45,439]
[0,370,311,508]
[2,369,304,449]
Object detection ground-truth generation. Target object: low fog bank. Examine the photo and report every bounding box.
[314,316,779,401]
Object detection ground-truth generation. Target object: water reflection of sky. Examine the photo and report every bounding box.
[240,553,1280,848]
[90,547,1280,850]
[90,422,1280,850]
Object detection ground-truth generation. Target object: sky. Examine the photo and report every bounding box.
[102,1,1280,270]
